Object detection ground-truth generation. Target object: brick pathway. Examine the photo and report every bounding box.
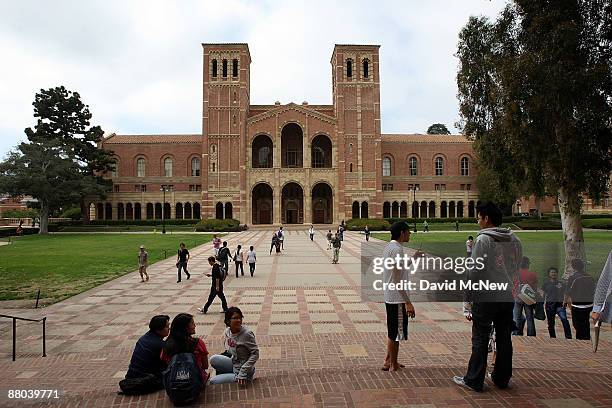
[1,230,611,407]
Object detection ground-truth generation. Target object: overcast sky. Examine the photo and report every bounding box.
[0,0,507,158]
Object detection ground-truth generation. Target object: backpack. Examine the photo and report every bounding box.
[162,353,204,406]
[118,373,163,395]
[219,264,228,282]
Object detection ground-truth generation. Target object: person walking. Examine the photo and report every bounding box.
[364,225,370,241]
[541,267,572,339]
[455,220,460,232]
[198,256,228,314]
[381,221,418,371]
[277,227,284,249]
[423,220,429,232]
[246,245,257,276]
[309,225,315,241]
[566,258,596,340]
[331,233,341,264]
[217,241,231,273]
[233,245,244,278]
[326,230,332,250]
[338,223,345,241]
[138,245,149,282]
[213,235,222,256]
[270,233,279,255]
[454,202,522,392]
[176,243,191,283]
[512,257,538,336]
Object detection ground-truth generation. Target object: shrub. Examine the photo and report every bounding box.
[345,218,390,231]
[514,219,562,230]
[582,218,612,229]
[60,207,82,220]
[195,218,244,232]
[1,208,39,219]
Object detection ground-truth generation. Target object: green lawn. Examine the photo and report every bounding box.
[371,230,612,282]
[0,233,216,302]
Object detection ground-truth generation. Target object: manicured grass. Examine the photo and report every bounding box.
[371,230,612,282]
[0,233,216,302]
[401,222,518,231]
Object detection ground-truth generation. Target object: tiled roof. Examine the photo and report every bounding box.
[382,134,473,144]
[102,134,202,144]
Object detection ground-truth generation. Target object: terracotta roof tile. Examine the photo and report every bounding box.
[382,134,472,144]
[103,134,202,144]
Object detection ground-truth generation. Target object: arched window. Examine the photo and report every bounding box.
[346,59,353,78]
[409,157,418,176]
[232,59,238,77]
[110,160,118,178]
[137,158,145,177]
[352,201,360,218]
[211,144,216,153]
[311,134,332,168]
[191,157,200,176]
[212,162,216,172]
[222,59,228,77]
[435,157,444,176]
[382,157,391,176]
[349,163,353,172]
[212,59,217,77]
[461,157,469,176]
[164,157,173,177]
[363,59,369,78]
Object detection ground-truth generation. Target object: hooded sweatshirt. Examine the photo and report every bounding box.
[223,325,259,380]
[466,227,523,303]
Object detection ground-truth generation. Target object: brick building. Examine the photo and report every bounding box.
[89,43,610,224]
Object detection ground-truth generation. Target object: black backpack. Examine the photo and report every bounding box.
[162,353,204,406]
[118,373,163,395]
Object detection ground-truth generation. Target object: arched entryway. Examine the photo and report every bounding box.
[216,202,224,220]
[420,201,428,218]
[252,183,273,225]
[468,200,476,218]
[282,182,303,224]
[361,201,369,218]
[252,134,273,168]
[312,183,333,224]
[281,123,303,168]
[429,201,436,218]
[352,201,360,219]
[383,202,391,218]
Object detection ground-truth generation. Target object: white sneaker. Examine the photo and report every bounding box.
[452,376,481,392]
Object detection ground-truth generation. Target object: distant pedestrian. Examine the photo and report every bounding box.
[331,233,341,264]
[364,225,370,241]
[512,257,538,336]
[466,236,474,258]
[270,234,280,255]
[217,241,231,273]
[138,245,149,282]
[277,226,284,249]
[198,256,228,314]
[455,220,460,232]
[233,245,244,278]
[309,225,315,241]
[213,235,222,256]
[566,258,596,340]
[246,245,257,276]
[338,224,344,241]
[326,230,332,250]
[176,243,191,283]
[423,220,429,232]
[541,267,571,339]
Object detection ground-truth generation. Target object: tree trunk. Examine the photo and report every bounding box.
[80,200,90,224]
[535,197,542,219]
[557,187,585,279]
[39,201,49,235]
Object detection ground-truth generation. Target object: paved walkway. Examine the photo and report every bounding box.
[1,230,611,407]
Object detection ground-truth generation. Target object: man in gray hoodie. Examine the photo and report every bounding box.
[454,202,522,392]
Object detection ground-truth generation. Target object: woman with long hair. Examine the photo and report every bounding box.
[161,313,209,383]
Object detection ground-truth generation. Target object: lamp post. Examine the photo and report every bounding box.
[412,185,419,232]
[160,185,167,234]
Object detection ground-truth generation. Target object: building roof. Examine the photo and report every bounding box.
[102,134,202,144]
[381,134,473,144]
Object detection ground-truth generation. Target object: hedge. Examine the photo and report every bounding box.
[513,219,562,230]
[195,219,245,232]
[545,213,612,219]
[345,218,390,231]
[582,218,612,229]
[384,216,531,224]
[50,219,198,227]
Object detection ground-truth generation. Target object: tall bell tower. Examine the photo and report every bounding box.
[202,43,251,220]
[331,44,382,219]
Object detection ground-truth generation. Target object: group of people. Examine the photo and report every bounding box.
[381,202,612,394]
[121,308,259,404]
[269,226,285,254]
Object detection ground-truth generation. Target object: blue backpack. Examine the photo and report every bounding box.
[162,353,204,406]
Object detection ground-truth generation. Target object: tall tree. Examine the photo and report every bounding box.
[426,123,451,134]
[0,87,113,234]
[456,0,612,275]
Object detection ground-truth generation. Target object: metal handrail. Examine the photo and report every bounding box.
[0,314,46,361]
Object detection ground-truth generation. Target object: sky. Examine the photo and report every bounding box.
[0,0,507,158]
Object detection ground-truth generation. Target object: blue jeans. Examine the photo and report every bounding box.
[545,303,572,339]
[513,301,536,336]
[208,355,235,384]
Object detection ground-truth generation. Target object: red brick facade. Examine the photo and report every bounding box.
[92,43,609,224]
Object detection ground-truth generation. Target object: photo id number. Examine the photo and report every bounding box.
[7,389,59,399]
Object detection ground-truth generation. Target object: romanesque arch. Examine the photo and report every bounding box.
[312,182,333,224]
[252,183,273,225]
[282,182,304,224]
[281,123,303,168]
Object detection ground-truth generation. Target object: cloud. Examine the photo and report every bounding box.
[0,0,506,157]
